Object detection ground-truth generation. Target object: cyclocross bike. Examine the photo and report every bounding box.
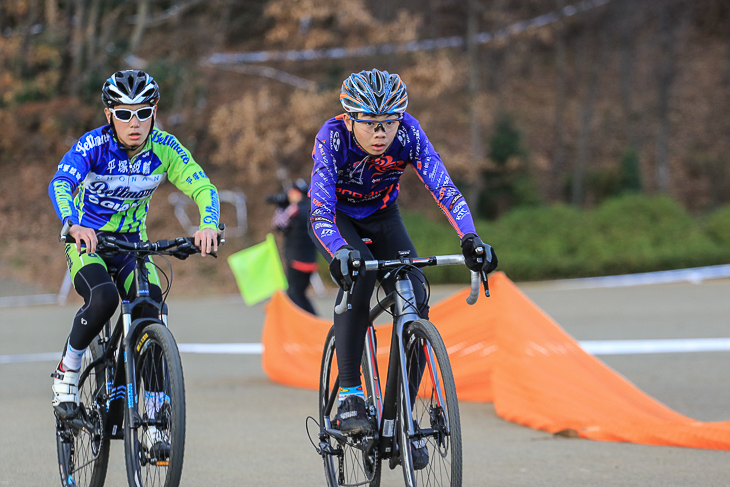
[310,248,489,487]
[55,226,223,487]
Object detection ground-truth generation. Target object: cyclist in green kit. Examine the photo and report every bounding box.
[49,70,220,450]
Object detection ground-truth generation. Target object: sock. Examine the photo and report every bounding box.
[339,385,365,402]
[61,341,85,372]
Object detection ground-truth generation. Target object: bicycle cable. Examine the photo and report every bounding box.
[153,256,174,309]
[373,264,431,318]
[305,416,325,455]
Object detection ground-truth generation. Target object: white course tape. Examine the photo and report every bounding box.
[5,339,730,364]
[544,264,730,290]
[177,343,263,354]
[580,338,730,355]
[0,343,263,364]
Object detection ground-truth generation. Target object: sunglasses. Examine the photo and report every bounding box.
[109,106,155,122]
[349,115,403,133]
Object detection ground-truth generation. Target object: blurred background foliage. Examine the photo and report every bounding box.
[1,0,730,293]
[405,194,730,283]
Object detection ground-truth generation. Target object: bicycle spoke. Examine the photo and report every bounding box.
[319,326,381,486]
[126,324,185,487]
[56,343,110,487]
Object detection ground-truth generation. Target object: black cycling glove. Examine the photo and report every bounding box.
[461,233,498,274]
[329,245,361,290]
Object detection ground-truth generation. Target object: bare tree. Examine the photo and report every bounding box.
[552,0,568,201]
[617,0,641,157]
[464,0,485,211]
[68,0,87,96]
[654,0,686,193]
[571,20,607,207]
[44,0,60,42]
[129,0,151,55]
[17,0,41,78]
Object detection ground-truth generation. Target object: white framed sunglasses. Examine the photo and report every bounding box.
[109,106,155,122]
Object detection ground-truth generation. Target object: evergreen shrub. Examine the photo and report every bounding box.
[401,194,730,283]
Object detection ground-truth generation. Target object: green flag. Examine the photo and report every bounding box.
[227,233,288,305]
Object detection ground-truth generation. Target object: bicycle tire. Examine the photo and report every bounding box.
[124,323,186,487]
[359,327,382,486]
[398,319,462,487]
[55,337,110,487]
[319,325,381,487]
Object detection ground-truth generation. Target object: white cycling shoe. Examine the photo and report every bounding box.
[51,363,80,420]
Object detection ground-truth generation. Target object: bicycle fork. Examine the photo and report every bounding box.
[391,279,450,465]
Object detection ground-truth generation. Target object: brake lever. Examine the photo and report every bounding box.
[481,269,490,298]
[334,259,361,314]
[475,246,490,298]
[334,286,354,315]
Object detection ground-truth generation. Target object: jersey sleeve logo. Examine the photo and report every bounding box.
[397,127,407,146]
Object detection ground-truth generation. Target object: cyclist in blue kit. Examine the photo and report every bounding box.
[309,68,498,438]
[48,70,220,452]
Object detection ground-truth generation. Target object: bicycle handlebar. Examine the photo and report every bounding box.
[466,270,482,305]
[334,252,490,315]
[59,223,226,260]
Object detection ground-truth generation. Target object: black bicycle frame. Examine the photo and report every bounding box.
[77,253,169,439]
[362,269,433,462]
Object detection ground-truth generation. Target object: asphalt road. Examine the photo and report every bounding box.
[2,280,730,486]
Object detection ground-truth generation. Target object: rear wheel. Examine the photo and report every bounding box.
[55,337,110,487]
[319,325,381,486]
[399,319,462,487]
[124,323,186,487]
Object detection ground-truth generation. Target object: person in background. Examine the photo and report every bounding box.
[271,178,319,315]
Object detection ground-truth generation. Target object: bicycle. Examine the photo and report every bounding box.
[54,225,224,487]
[309,249,489,487]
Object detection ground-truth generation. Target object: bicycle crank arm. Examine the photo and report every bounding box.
[65,416,100,436]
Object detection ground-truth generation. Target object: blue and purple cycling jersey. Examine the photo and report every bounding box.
[310,113,477,256]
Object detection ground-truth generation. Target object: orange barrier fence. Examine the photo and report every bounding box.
[261,272,730,449]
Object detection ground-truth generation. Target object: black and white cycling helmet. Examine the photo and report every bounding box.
[340,69,408,115]
[101,70,159,107]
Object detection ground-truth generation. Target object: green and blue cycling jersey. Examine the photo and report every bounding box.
[49,125,219,237]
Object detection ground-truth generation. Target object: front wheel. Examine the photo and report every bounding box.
[399,319,462,487]
[124,323,186,487]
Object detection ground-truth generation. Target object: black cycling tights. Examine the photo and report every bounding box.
[310,204,429,389]
[67,263,163,352]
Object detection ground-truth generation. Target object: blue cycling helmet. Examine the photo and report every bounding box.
[340,69,408,115]
[101,70,159,108]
